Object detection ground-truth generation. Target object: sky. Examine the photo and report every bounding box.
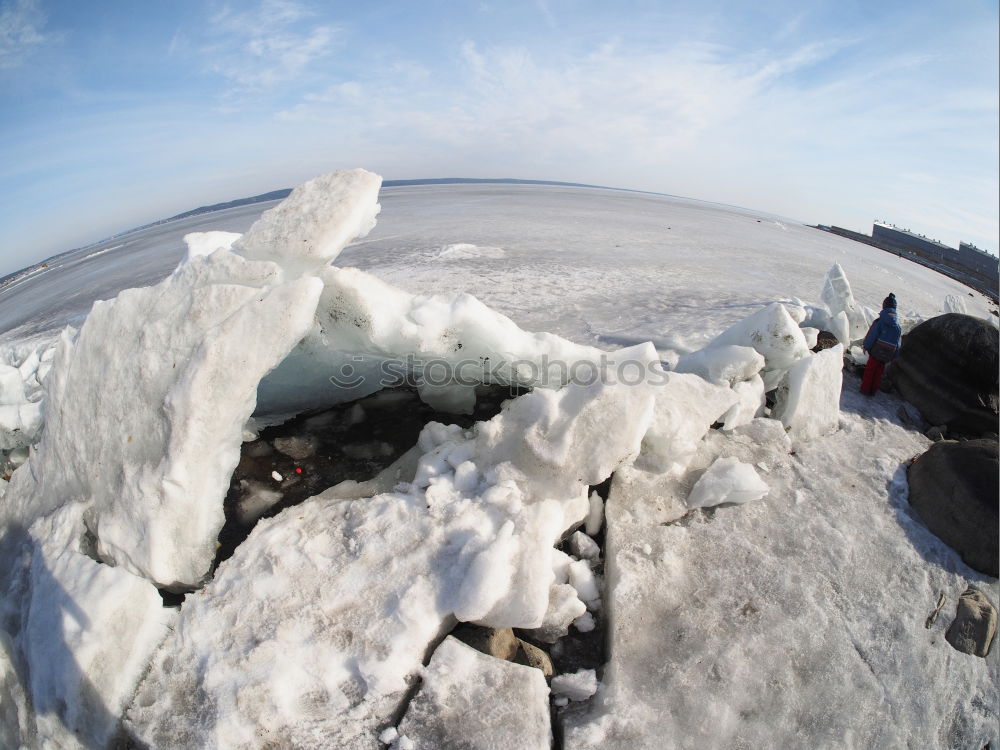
[0,0,997,275]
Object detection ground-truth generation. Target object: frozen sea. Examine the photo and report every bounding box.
[0,182,991,348]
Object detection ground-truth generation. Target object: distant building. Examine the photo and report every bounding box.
[868,222,998,292]
[872,222,954,261]
[811,221,998,300]
[958,241,999,279]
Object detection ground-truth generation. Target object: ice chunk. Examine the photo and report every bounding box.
[397,637,551,750]
[234,169,382,273]
[529,583,588,643]
[181,230,241,262]
[720,375,765,432]
[830,310,851,347]
[0,365,26,405]
[568,559,601,604]
[705,303,809,376]
[16,349,39,381]
[674,345,764,387]
[771,345,844,443]
[0,402,43,452]
[551,669,598,701]
[256,264,611,416]
[638,372,738,476]
[821,263,868,342]
[127,372,652,747]
[800,327,819,349]
[552,549,573,585]
[378,726,399,745]
[2,249,324,589]
[234,480,284,525]
[686,456,769,509]
[944,294,968,314]
[570,531,601,560]
[272,435,317,460]
[585,491,604,536]
[417,381,477,414]
[573,611,596,633]
[20,505,174,749]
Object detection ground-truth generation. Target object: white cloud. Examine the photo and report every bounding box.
[0,0,48,70]
[196,0,339,94]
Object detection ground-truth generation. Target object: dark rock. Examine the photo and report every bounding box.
[925,425,947,442]
[891,314,999,436]
[813,331,840,352]
[945,588,997,657]
[515,639,554,678]
[450,624,520,661]
[907,439,999,576]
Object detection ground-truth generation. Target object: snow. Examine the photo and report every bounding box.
[638,371,737,476]
[551,669,598,701]
[396,636,551,750]
[771,344,844,443]
[0,243,324,590]
[570,530,601,560]
[182,230,241,261]
[584,490,604,536]
[233,169,382,273]
[563,386,998,749]
[432,243,507,260]
[18,504,174,749]
[0,174,995,749]
[685,456,769,509]
[125,348,653,747]
[704,302,811,390]
[821,262,876,342]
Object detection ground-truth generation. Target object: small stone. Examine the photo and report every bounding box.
[450,624,519,661]
[945,588,997,658]
[515,639,554,678]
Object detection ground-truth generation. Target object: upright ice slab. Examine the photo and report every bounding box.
[3,252,323,588]
[234,169,382,273]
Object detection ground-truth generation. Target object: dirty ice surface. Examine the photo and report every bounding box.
[0,172,996,750]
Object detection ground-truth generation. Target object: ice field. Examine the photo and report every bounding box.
[0,172,995,749]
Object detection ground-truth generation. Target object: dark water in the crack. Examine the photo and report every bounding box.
[209,384,527,577]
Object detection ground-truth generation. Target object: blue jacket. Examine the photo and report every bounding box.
[863,307,902,361]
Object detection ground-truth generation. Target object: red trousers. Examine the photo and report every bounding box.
[861,356,886,395]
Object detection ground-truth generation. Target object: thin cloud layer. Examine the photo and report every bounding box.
[0,0,48,69]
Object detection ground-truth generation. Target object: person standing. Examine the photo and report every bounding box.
[861,293,902,395]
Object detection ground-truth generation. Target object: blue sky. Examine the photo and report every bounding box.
[1,0,997,274]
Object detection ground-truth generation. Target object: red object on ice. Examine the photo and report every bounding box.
[295,467,303,474]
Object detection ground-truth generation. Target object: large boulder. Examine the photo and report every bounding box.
[907,439,999,577]
[891,314,999,436]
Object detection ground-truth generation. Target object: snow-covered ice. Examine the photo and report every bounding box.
[396,636,551,750]
[0,172,995,749]
[685,456,769,509]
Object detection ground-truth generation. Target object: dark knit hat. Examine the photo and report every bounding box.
[882,293,897,309]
